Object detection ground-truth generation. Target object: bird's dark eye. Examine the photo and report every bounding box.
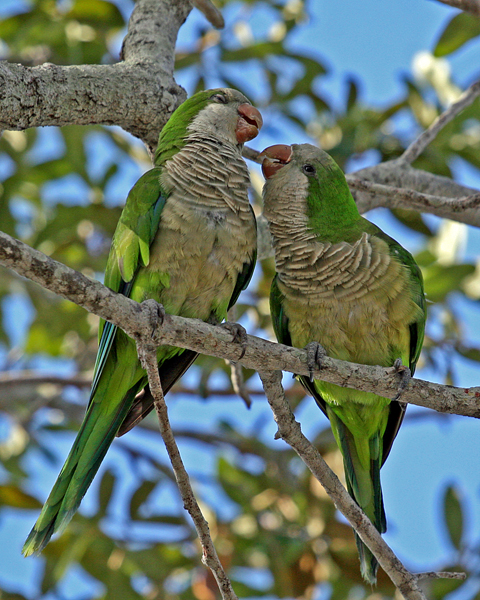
[211,93,227,104]
[302,164,316,176]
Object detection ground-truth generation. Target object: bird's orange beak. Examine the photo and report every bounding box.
[258,144,292,179]
[236,104,263,144]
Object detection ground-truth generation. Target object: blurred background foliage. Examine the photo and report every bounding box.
[0,0,480,599]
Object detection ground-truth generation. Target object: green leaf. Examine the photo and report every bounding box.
[434,13,480,57]
[0,485,42,509]
[129,480,158,519]
[67,0,125,28]
[422,263,475,302]
[97,469,116,518]
[443,484,464,550]
[456,344,480,363]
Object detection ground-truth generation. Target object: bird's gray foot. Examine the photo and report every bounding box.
[141,299,166,340]
[222,321,248,359]
[304,341,327,382]
[393,358,412,401]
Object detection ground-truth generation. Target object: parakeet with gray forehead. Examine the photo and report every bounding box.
[261,143,425,584]
[23,88,262,556]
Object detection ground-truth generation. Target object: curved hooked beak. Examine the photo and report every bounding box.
[236,104,263,144]
[258,144,292,179]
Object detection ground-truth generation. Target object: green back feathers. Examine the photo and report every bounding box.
[154,89,222,166]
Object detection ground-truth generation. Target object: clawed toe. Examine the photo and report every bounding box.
[141,299,166,340]
[305,341,326,382]
[222,321,248,360]
[392,358,412,401]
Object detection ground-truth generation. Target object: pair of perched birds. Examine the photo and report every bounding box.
[23,88,425,585]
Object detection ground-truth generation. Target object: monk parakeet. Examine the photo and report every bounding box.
[23,88,262,556]
[260,143,425,584]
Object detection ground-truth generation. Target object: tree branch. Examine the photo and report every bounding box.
[347,177,480,218]
[1,230,479,419]
[400,79,480,164]
[258,370,428,600]
[191,0,225,28]
[136,341,238,600]
[432,0,480,16]
[0,0,192,150]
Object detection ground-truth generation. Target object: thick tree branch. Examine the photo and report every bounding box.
[432,0,480,16]
[351,161,480,226]
[137,342,237,600]
[258,370,428,600]
[1,230,479,419]
[347,177,480,218]
[0,0,191,150]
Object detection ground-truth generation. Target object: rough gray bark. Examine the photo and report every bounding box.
[434,0,480,15]
[1,229,479,419]
[0,0,191,152]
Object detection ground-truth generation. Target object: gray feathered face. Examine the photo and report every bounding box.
[188,88,263,146]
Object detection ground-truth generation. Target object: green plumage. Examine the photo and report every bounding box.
[263,143,425,584]
[23,88,259,556]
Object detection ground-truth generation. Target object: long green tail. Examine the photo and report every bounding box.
[330,413,386,585]
[22,385,140,556]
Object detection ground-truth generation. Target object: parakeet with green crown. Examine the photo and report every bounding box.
[260,143,425,584]
[23,88,262,556]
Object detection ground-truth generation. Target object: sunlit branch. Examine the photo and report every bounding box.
[401,79,480,164]
[0,0,191,150]
[136,341,238,600]
[433,0,480,16]
[347,178,480,215]
[258,370,428,600]
[1,230,479,419]
[192,0,225,27]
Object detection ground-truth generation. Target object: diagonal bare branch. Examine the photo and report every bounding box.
[136,338,238,600]
[258,370,428,600]
[400,79,480,164]
[192,0,225,28]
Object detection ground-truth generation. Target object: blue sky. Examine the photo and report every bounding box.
[1,0,480,597]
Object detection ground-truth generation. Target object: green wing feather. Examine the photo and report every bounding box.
[22,169,167,557]
[90,169,166,402]
[269,275,292,347]
[118,208,257,437]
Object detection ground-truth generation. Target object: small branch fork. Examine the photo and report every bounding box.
[258,370,465,600]
[136,337,238,600]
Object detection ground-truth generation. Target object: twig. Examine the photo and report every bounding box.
[415,571,467,581]
[347,178,480,214]
[136,340,238,600]
[401,79,480,164]
[192,0,224,28]
[432,0,480,16]
[1,230,480,418]
[0,372,91,389]
[228,361,252,408]
[258,370,427,600]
